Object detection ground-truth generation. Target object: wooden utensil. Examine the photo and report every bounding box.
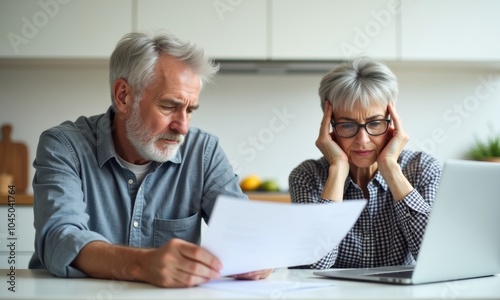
[0,124,29,194]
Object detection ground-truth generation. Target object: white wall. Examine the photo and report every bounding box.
[1,62,500,193]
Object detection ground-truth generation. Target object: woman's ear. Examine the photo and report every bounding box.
[113,79,132,113]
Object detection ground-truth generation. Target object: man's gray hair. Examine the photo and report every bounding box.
[319,57,398,112]
[109,32,219,109]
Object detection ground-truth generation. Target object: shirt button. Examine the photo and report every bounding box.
[133,221,139,228]
[128,179,134,185]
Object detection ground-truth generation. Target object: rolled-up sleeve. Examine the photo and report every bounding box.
[32,130,109,277]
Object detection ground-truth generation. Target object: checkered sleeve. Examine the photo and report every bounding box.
[288,159,338,269]
[394,152,442,260]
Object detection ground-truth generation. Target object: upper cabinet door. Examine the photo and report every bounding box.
[0,0,132,58]
[137,0,268,60]
[271,0,398,60]
[401,0,500,61]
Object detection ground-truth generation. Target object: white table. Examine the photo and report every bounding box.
[1,268,499,299]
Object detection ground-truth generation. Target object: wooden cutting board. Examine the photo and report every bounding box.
[0,124,29,194]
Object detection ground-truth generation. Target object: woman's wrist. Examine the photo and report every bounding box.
[379,161,413,201]
[321,164,348,201]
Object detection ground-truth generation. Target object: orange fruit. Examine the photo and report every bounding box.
[240,175,262,191]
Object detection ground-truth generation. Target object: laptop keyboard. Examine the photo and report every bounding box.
[366,270,414,278]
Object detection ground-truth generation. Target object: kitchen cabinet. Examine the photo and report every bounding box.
[0,0,132,58]
[400,0,500,61]
[136,0,268,59]
[0,206,35,268]
[0,194,33,206]
[2,0,500,62]
[270,0,398,60]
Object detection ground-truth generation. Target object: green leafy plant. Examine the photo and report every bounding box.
[469,134,500,161]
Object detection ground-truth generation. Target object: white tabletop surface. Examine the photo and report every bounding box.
[1,268,499,300]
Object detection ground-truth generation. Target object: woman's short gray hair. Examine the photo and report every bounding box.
[109,32,219,109]
[318,57,398,112]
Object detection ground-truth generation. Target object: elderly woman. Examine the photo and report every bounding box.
[289,57,442,269]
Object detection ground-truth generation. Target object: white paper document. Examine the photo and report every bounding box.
[201,278,334,296]
[201,196,366,276]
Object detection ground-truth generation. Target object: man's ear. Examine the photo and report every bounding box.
[113,79,132,113]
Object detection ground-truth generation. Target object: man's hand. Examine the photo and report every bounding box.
[73,238,222,288]
[139,238,222,287]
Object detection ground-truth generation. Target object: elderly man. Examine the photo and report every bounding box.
[29,32,272,287]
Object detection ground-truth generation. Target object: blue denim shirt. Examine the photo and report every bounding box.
[29,107,246,277]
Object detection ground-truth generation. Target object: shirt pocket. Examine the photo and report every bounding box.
[153,213,201,247]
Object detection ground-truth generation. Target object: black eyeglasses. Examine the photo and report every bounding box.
[331,119,391,138]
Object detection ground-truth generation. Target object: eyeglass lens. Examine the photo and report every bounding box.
[333,120,389,137]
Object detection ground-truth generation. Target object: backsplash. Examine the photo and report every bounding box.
[1,63,499,192]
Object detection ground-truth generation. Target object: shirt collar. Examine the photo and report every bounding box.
[344,170,389,193]
[96,107,183,168]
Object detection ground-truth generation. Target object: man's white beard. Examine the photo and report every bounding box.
[125,102,185,163]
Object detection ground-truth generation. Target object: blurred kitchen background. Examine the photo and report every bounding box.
[1,0,500,193]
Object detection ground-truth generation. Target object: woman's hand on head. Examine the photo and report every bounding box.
[378,102,409,168]
[377,102,414,201]
[316,101,350,201]
[316,101,349,167]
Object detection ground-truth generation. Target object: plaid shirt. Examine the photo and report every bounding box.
[288,150,442,269]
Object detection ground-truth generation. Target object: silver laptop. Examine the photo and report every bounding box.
[313,159,500,284]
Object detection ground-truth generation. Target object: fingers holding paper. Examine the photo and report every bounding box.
[152,238,272,286]
[143,239,272,287]
[145,238,223,287]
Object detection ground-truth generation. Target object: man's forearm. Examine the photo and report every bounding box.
[71,241,149,283]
